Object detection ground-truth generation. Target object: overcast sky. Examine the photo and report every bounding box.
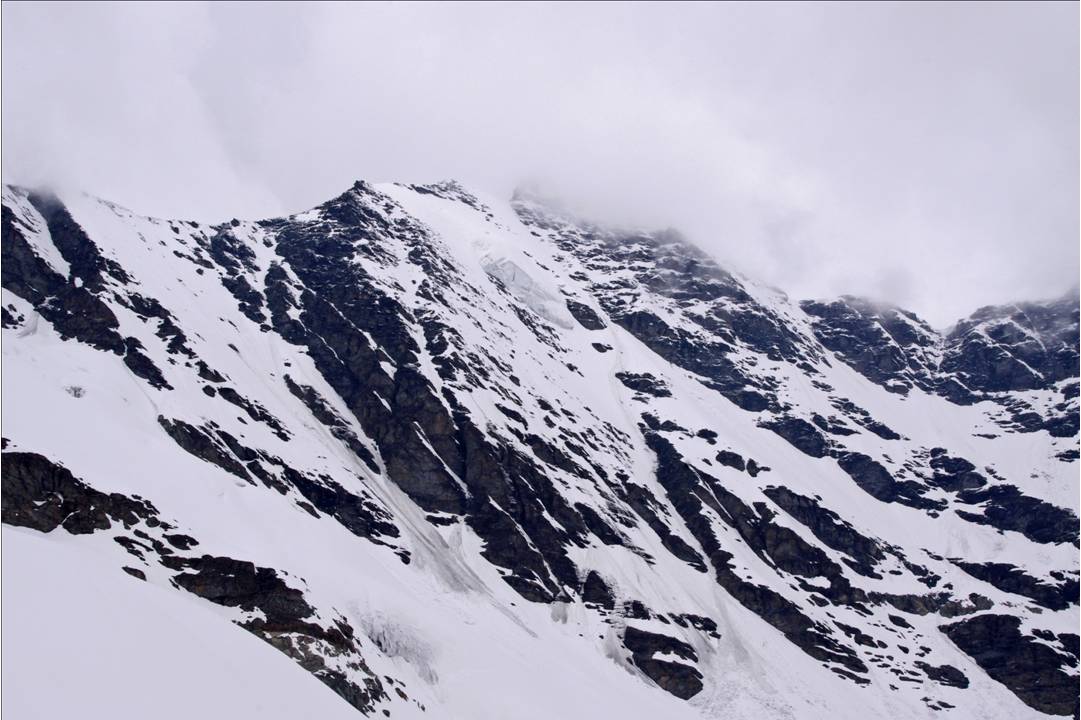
[3,2,1077,325]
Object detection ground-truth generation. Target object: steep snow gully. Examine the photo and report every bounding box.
[2,180,1078,719]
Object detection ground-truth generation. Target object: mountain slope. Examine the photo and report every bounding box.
[2,180,1077,719]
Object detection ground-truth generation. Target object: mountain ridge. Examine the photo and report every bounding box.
[2,178,1078,719]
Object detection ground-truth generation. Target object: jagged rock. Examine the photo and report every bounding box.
[801,297,938,396]
[914,661,969,689]
[158,416,253,482]
[835,452,942,511]
[941,614,1079,716]
[952,561,1078,610]
[954,483,1079,545]
[715,450,746,471]
[2,451,157,533]
[623,626,703,699]
[582,570,616,609]
[615,372,672,398]
[763,486,884,578]
[565,299,606,330]
[761,417,830,458]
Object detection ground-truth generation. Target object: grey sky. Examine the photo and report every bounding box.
[3,1,1077,325]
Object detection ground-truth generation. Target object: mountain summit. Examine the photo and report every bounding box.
[2,180,1077,719]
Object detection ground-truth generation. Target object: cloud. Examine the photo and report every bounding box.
[3,1,1077,325]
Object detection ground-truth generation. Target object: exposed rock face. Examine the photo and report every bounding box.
[616,371,673,398]
[941,614,1079,717]
[760,416,831,458]
[172,554,389,713]
[802,293,1081,434]
[943,298,1079,394]
[801,296,941,396]
[762,486,885,579]
[952,561,1079,611]
[1,181,1077,718]
[623,626,704,699]
[565,299,607,330]
[914,660,970,689]
[3,451,158,533]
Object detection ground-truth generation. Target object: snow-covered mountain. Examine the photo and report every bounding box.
[2,179,1077,719]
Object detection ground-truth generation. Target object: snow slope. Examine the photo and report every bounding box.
[1,179,1077,718]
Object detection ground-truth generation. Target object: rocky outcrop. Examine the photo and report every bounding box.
[171,555,387,714]
[800,296,939,396]
[952,561,1079,611]
[2,451,158,533]
[615,372,672,398]
[2,199,169,389]
[763,486,884,578]
[803,292,1081,437]
[623,626,703,699]
[941,614,1079,716]
[943,296,1079,394]
[761,416,831,458]
[565,299,606,330]
[835,452,943,511]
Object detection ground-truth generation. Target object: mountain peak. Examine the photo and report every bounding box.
[2,179,1077,719]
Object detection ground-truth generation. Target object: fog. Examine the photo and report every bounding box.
[3,2,1077,325]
